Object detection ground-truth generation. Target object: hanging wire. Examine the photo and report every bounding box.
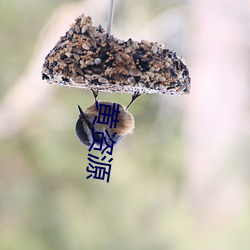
[107,0,115,34]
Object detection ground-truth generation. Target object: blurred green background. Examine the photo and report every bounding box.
[1,0,250,249]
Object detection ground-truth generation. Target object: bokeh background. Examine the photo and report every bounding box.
[1,0,250,249]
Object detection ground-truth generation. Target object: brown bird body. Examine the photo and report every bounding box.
[85,101,134,135]
[75,101,134,148]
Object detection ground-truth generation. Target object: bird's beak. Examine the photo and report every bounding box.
[77,105,85,116]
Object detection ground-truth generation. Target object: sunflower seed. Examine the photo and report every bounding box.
[74,66,83,75]
[75,24,80,34]
[57,59,67,66]
[92,74,101,79]
[128,77,135,84]
[85,60,94,65]
[151,45,158,54]
[82,43,90,50]
[72,53,80,60]
[147,72,154,78]
[140,75,149,82]
[72,76,84,83]
[141,40,150,47]
[129,68,142,77]
[63,58,75,64]
[98,77,109,84]
[65,52,72,58]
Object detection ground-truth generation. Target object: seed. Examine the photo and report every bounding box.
[85,60,94,65]
[72,48,84,55]
[81,25,88,34]
[151,45,158,54]
[141,40,150,47]
[75,24,80,34]
[122,53,130,60]
[118,39,125,45]
[68,29,73,36]
[129,68,142,77]
[57,59,67,66]
[72,53,80,60]
[125,48,132,53]
[65,52,72,58]
[72,76,84,83]
[59,40,69,47]
[80,18,86,26]
[88,29,95,39]
[98,77,109,84]
[90,38,97,48]
[94,58,102,65]
[128,77,135,84]
[84,74,91,80]
[85,69,94,74]
[63,58,75,64]
[82,43,90,50]
[159,44,165,50]
[92,74,101,79]
[80,60,85,67]
[147,72,154,78]
[100,33,107,43]
[74,66,83,75]
[140,75,149,82]
[116,54,123,63]
[132,41,139,50]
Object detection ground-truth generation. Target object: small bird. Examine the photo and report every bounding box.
[75,98,135,148]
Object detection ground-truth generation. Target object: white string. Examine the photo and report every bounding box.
[107,0,115,34]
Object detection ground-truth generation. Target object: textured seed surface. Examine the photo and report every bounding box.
[42,14,190,95]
